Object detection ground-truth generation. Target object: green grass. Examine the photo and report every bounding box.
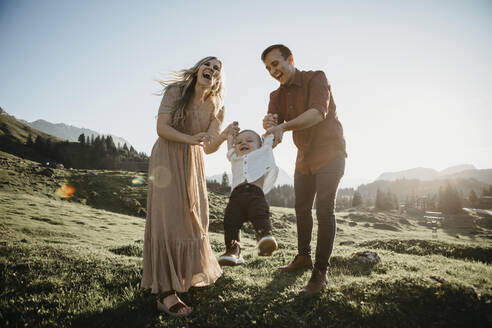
[1,151,492,327]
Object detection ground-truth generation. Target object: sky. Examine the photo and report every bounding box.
[1,0,491,187]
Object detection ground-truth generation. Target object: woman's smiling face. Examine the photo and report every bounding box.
[196,58,222,88]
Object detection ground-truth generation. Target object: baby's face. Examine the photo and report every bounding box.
[235,131,261,156]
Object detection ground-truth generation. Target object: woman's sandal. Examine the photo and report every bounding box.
[157,291,193,317]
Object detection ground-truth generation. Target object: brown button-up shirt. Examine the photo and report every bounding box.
[268,69,347,175]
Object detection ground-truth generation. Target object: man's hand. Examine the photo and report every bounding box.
[265,123,285,148]
[263,113,278,130]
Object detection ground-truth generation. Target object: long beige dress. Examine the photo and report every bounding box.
[141,86,223,293]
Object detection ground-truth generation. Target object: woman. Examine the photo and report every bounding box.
[141,56,233,316]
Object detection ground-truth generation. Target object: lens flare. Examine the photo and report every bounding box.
[151,165,171,188]
[56,184,76,198]
[131,176,145,186]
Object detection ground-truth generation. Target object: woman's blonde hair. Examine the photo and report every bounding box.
[157,56,224,130]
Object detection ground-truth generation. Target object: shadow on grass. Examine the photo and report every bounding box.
[4,242,491,328]
[330,255,383,276]
[71,292,159,328]
[109,243,143,257]
[263,270,305,295]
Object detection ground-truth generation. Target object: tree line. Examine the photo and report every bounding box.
[336,184,492,214]
[205,172,492,214]
[25,133,148,170]
[206,172,296,208]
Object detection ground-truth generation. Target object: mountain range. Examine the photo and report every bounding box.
[376,165,492,185]
[22,119,132,148]
[2,108,491,191]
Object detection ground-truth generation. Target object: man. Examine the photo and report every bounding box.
[262,44,346,296]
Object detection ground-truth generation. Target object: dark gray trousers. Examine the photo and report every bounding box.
[294,155,345,271]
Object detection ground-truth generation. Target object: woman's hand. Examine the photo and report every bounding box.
[224,121,240,137]
[190,132,211,146]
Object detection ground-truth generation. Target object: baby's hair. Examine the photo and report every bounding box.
[237,129,262,146]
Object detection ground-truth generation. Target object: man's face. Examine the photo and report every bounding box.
[263,48,295,85]
[235,131,261,156]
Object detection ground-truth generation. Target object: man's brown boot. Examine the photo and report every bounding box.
[299,268,328,296]
[277,254,313,272]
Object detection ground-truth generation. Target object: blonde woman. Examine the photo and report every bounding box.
[141,56,234,316]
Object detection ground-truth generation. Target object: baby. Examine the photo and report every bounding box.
[218,123,279,266]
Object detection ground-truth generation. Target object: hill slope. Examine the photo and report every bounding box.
[0,114,147,171]
[1,151,491,327]
[0,112,63,163]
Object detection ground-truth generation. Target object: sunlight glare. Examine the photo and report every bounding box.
[56,184,76,198]
[150,166,171,188]
[131,176,145,186]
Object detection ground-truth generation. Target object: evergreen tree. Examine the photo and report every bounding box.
[26,134,34,147]
[375,189,383,210]
[265,184,295,208]
[34,135,44,151]
[469,190,479,208]
[439,184,462,214]
[221,172,230,190]
[383,191,393,210]
[375,189,398,210]
[351,191,363,207]
[78,133,86,145]
[438,186,444,210]
[105,135,116,153]
[391,192,399,210]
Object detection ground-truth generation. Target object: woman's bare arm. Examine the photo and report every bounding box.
[157,113,208,145]
[203,118,228,154]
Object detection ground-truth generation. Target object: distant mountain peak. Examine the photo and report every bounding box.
[25,119,133,149]
[377,167,438,181]
[439,164,476,175]
[377,164,481,182]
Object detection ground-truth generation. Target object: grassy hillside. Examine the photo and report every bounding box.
[1,151,492,327]
[0,113,63,163]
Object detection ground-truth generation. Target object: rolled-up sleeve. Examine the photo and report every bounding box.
[307,71,329,119]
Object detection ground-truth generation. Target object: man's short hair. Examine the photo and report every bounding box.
[261,44,292,61]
